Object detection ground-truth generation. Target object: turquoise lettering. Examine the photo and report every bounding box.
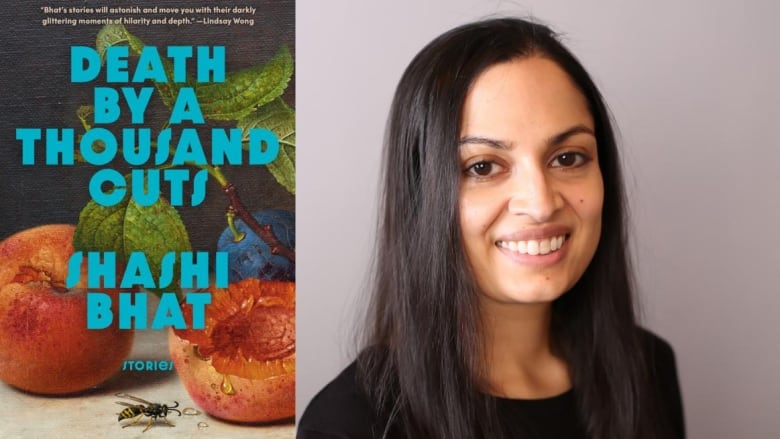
[86,293,113,329]
[71,46,100,83]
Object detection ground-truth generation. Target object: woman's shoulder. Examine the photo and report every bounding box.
[638,326,674,356]
[637,327,680,383]
[298,360,381,439]
[637,327,686,438]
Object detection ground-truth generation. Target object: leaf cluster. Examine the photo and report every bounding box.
[74,24,296,297]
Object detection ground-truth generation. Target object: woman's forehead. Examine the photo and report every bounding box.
[460,57,594,146]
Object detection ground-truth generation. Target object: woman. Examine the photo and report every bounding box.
[299,17,684,438]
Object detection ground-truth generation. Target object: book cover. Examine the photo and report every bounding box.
[0,1,295,437]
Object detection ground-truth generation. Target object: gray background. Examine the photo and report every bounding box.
[297,1,780,438]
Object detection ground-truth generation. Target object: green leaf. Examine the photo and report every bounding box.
[95,23,145,64]
[74,199,129,254]
[93,24,293,115]
[196,45,293,121]
[238,98,296,194]
[95,23,183,107]
[74,179,192,297]
[123,200,191,295]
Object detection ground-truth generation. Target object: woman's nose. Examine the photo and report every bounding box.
[507,168,561,222]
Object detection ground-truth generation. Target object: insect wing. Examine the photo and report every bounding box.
[115,401,144,408]
[116,393,154,405]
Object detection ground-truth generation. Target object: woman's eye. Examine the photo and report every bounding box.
[465,161,498,177]
[550,152,589,168]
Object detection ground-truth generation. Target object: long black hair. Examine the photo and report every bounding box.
[359,17,664,438]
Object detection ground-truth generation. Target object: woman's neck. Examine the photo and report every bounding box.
[479,298,571,399]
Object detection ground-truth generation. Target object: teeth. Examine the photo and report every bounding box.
[497,235,567,255]
[518,240,527,254]
[539,239,550,255]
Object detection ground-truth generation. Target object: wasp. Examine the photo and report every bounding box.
[115,393,182,432]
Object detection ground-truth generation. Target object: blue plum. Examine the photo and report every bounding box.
[217,209,295,282]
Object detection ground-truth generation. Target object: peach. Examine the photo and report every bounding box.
[170,279,295,423]
[0,224,133,394]
[169,331,295,422]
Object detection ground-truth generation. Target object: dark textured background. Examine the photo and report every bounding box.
[0,0,295,253]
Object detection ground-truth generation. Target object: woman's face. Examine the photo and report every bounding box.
[458,56,603,306]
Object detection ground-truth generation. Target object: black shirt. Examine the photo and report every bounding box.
[298,330,684,438]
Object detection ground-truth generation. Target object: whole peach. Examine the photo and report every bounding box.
[0,224,133,394]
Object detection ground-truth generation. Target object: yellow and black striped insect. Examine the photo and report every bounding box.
[115,392,182,432]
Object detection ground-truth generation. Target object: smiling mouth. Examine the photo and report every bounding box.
[496,234,568,256]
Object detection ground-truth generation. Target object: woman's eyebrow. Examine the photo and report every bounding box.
[458,124,595,150]
[546,124,595,147]
[458,136,511,149]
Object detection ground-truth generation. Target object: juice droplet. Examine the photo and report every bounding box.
[197,421,209,430]
[220,374,236,395]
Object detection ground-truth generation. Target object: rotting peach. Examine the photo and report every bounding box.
[0,224,134,395]
[170,278,295,423]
